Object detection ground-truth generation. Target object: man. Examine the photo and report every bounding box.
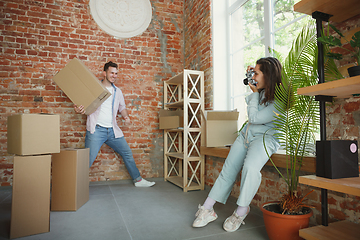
[74,61,155,187]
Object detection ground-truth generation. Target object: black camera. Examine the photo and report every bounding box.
[243,70,257,86]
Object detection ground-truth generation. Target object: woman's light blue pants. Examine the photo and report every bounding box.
[208,133,279,207]
[85,125,142,182]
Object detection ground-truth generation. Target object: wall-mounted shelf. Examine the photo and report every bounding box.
[297,75,360,98]
[299,175,360,197]
[294,0,360,23]
[299,220,360,240]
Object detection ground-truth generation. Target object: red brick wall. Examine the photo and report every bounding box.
[184,0,213,110]
[0,0,184,185]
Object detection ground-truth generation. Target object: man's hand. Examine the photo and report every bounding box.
[74,105,86,114]
[124,116,131,125]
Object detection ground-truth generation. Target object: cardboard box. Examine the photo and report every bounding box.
[10,155,51,239]
[51,148,90,211]
[53,58,111,115]
[205,111,239,147]
[7,114,60,156]
[159,109,184,129]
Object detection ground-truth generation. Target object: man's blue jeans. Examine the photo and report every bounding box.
[85,125,142,182]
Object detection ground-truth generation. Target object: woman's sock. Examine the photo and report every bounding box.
[203,197,216,210]
[236,205,249,217]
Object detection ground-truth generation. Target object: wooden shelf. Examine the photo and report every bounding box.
[200,147,316,173]
[294,0,360,23]
[166,71,203,85]
[166,72,184,84]
[166,152,184,159]
[299,220,360,240]
[165,101,184,108]
[297,75,360,98]
[299,175,360,196]
[165,176,202,190]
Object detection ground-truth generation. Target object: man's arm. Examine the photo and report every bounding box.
[120,109,130,125]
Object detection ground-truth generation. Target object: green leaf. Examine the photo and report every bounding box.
[317,35,342,46]
[350,32,360,48]
[329,24,345,38]
[326,52,343,60]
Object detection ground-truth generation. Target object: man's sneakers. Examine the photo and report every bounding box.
[134,178,155,187]
[192,205,218,227]
[223,207,249,232]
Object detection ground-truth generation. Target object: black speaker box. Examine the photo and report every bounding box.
[316,140,359,179]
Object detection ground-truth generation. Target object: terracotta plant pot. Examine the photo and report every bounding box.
[261,201,313,240]
[347,65,360,77]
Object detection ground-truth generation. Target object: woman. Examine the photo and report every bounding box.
[192,57,282,232]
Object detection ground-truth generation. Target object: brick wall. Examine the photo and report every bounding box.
[184,0,213,110]
[0,0,184,185]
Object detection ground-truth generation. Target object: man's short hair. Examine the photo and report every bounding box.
[104,61,118,71]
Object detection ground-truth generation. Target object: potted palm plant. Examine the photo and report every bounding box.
[317,24,360,77]
[260,21,341,240]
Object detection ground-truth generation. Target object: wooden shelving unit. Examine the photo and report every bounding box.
[295,0,360,239]
[163,70,205,192]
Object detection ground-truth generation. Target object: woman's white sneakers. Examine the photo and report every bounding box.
[193,205,249,232]
[192,205,218,227]
[223,207,250,232]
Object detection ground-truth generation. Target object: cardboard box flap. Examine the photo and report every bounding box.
[53,58,111,109]
[205,111,239,120]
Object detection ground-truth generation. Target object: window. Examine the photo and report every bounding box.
[213,0,311,125]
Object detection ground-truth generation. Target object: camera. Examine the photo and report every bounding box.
[243,70,257,86]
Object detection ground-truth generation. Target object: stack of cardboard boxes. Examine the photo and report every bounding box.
[6,58,106,238]
[8,114,91,239]
[7,114,60,239]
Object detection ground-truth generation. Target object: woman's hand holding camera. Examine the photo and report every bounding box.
[246,66,258,93]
